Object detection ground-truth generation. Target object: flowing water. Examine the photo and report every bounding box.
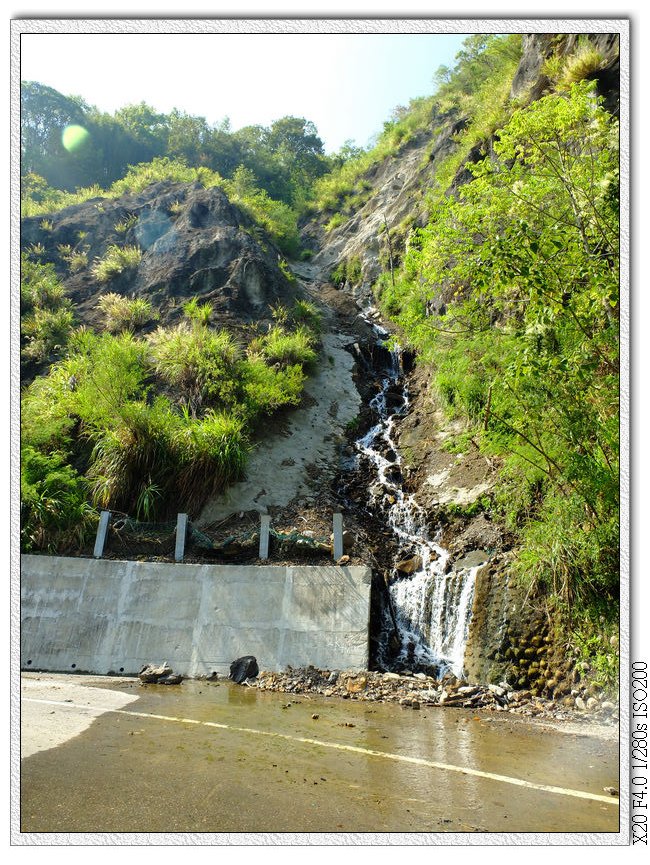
[351,312,482,678]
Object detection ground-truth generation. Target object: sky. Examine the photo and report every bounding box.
[20,31,469,153]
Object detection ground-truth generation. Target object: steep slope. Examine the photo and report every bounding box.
[21,180,298,342]
[294,31,621,697]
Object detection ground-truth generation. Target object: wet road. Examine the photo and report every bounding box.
[20,673,620,836]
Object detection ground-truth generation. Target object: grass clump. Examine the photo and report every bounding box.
[114,213,139,234]
[92,244,142,283]
[20,254,75,362]
[97,293,158,333]
[147,322,241,413]
[249,324,317,369]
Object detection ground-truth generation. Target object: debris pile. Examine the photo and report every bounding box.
[255,666,618,724]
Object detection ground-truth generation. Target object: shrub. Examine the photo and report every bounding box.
[114,213,138,234]
[172,409,249,512]
[559,42,607,87]
[20,254,66,313]
[182,297,213,327]
[21,307,75,362]
[241,358,306,420]
[290,299,321,333]
[21,446,97,553]
[147,322,240,410]
[249,324,317,368]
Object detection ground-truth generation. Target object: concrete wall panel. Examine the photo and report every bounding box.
[21,556,371,677]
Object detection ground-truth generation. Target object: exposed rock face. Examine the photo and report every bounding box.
[510,33,620,112]
[305,127,456,293]
[21,180,296,330]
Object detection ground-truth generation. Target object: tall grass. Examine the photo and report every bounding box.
[248,324,317,368]
[97,293,157,333]
[92,245,142,282]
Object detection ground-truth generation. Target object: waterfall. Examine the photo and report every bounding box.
[351,313,481,678]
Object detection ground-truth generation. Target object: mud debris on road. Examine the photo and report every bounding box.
[253,665,619,731]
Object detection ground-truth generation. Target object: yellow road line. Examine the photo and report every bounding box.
[23,697,618,806]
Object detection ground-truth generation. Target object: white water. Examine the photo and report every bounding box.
[354,323,481,677]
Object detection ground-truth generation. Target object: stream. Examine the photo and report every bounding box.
[346,309,484,678]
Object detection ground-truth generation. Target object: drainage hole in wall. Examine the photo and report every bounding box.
[71,663,76,669]
[119,667,124,673]
[27,660,32,665]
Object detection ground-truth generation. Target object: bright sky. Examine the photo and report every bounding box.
[20,31,468,153]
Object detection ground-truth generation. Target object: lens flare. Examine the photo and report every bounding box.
[62,124,90,152]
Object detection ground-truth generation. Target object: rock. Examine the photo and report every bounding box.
[158,673,183,685]
[346,675,367,693]
[575,696,586,711]
[139,662,173,683]
[311,714,319,720]
[328,670,340,684]
[488,684,507,698]
[603,787,619,797]
[586,697,598,711]
[229,655,259,684]
[395,555,422,575]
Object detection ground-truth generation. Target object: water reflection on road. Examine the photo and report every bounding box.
[21,675,619,836]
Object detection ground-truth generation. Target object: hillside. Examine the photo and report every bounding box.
[19,31,621,700]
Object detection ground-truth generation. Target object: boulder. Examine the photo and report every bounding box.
[229,655,259,684]
[139,662,173,684]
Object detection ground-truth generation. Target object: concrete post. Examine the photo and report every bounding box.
[259,514,271,560]
[93,510,111,559]
[175,513,188,562]
[333,512,344,560]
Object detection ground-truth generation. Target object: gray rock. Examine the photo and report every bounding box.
[158,673,183,685]
[139,662,172,683]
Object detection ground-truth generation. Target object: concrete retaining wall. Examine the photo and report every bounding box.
[21,555,372,677]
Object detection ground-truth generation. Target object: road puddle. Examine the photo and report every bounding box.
[21,675,619,835]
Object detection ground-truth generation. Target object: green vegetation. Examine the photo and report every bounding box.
[330,255,363,286]
[20,254,75,362]
[91,244,142,282]
[21,446,97,553]
[114,213,138,233]
[21,81,330,212]
[22,157,301,257]
[543,37,609,90]
[97,292,158,333]
[21,299,321,531]
[378,78,619,665]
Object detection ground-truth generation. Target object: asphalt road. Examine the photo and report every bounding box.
[18,673,621,838]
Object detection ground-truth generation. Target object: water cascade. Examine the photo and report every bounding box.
[349,311,483,678]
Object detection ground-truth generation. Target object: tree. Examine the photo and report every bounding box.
[21,81,89,176]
